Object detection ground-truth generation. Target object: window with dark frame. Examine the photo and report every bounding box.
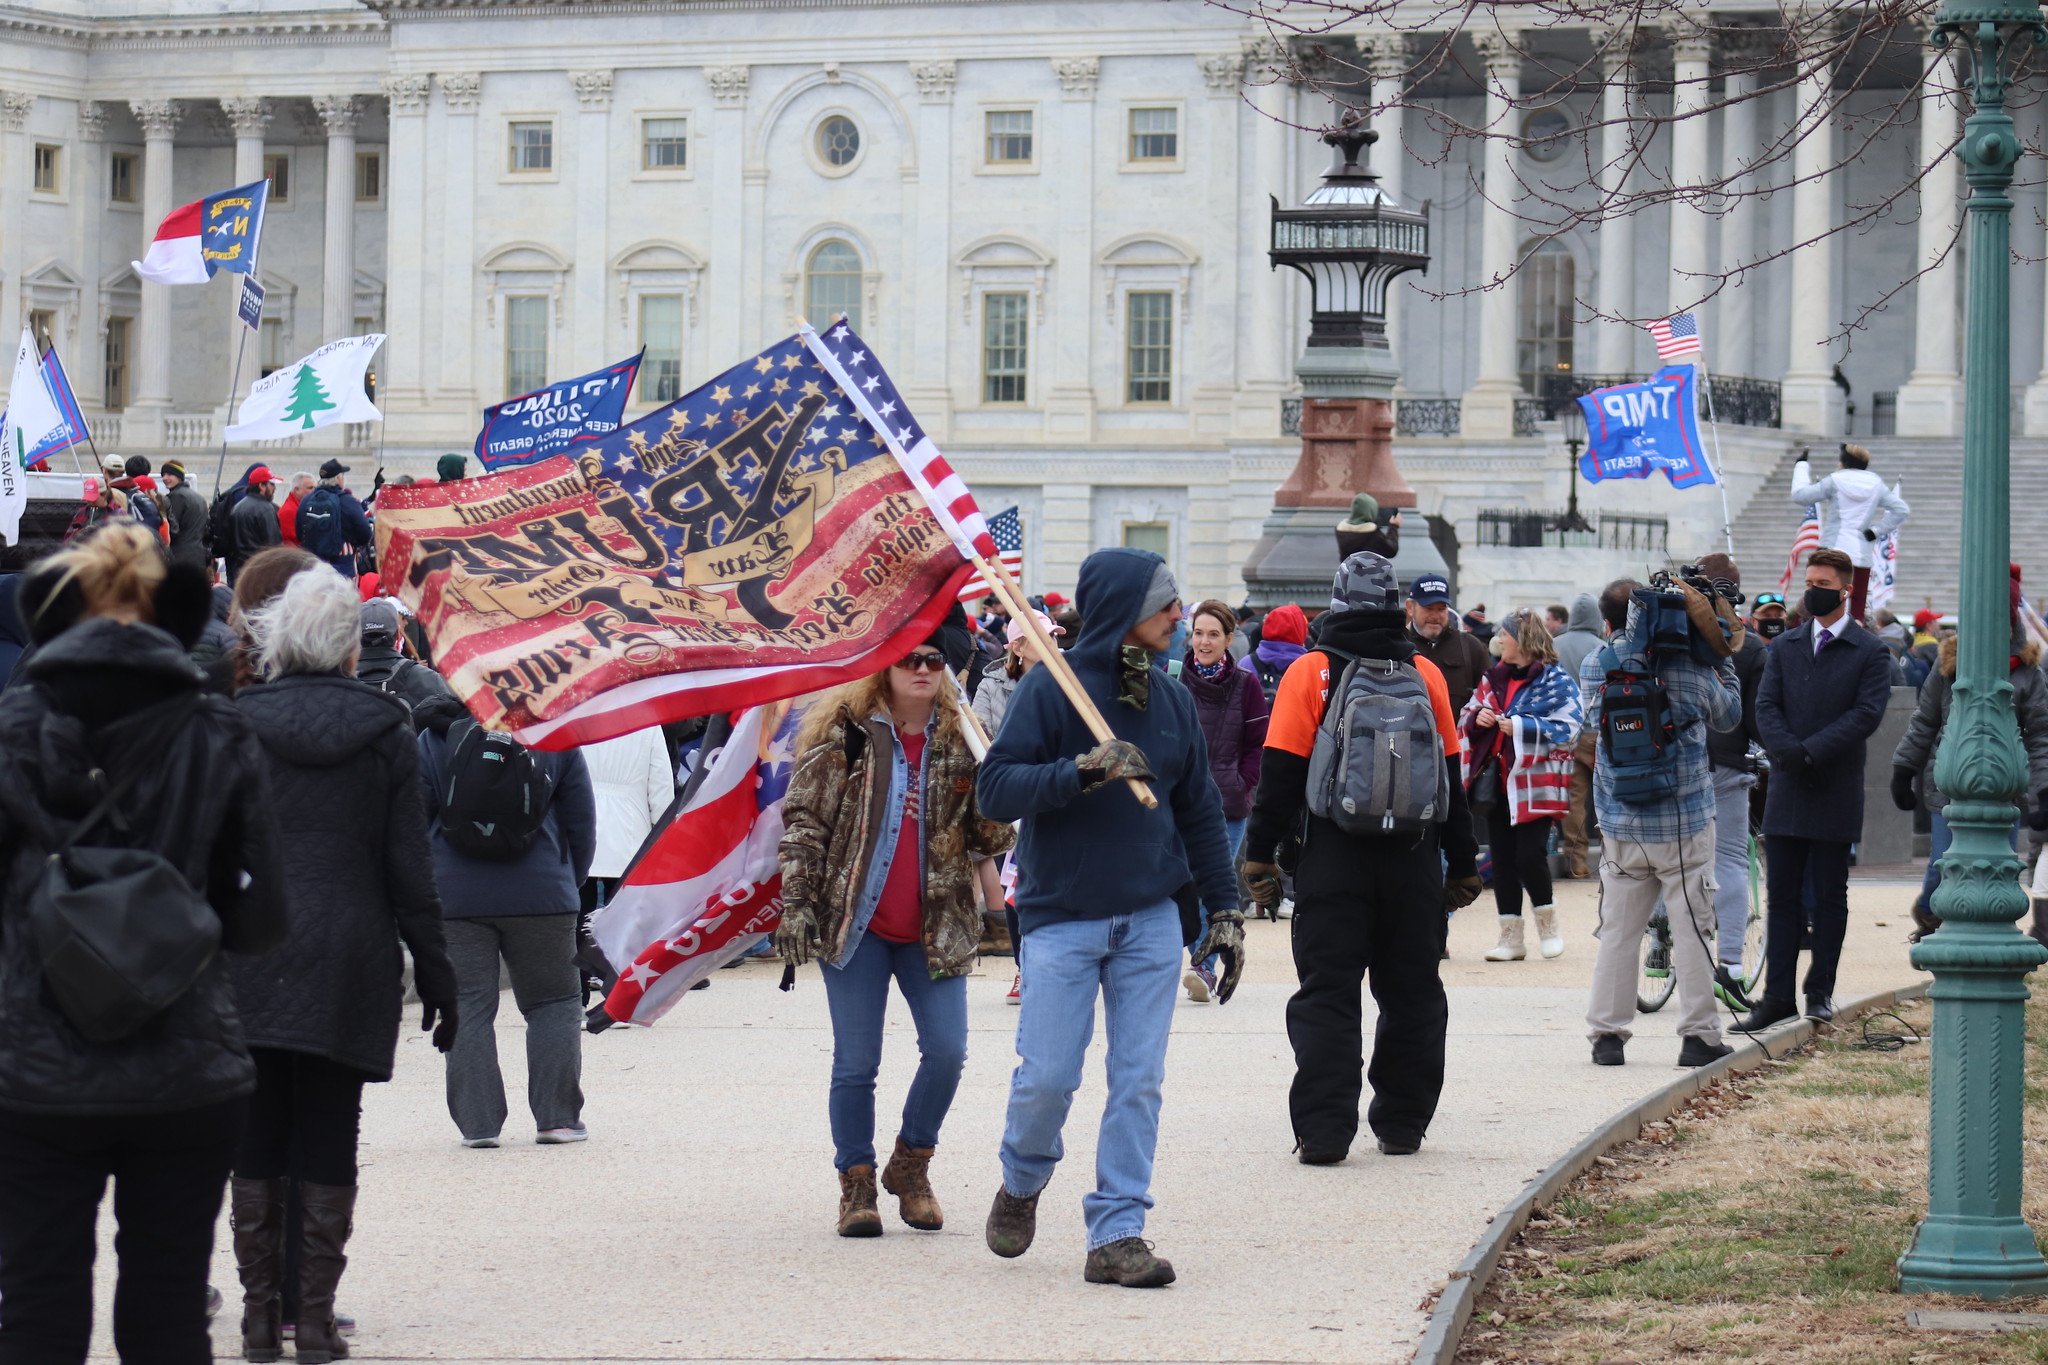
[355,151,381,202]
[1125,291,1173,403]
[986,110,1033,164]
[639,294,683,403]
[1515,238,1575,395]
[982,293,1028,403]
[264,153,290,204]
[1129,107,1178,162]
[104,317,130,410]
[508,121,553,173]
[505,295,548,395]
[642,118,688,170]
[32,144,57,194]
[109,152,135,203]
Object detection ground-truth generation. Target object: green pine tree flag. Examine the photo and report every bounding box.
[283,364,337,430]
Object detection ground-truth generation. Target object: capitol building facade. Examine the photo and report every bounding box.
[0,0,2017,606]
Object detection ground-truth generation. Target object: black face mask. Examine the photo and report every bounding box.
[1804,586,1844,619]
[1754,617,1786,639]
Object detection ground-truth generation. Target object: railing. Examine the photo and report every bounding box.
[93,413,121,447]
[1281,398,1302,437]
[344,421,378,449]
[254,435,304,451]
[1870,391,1898,437]
[164,415,214,448]
[1513,397,1543,438]
[1395,397,1461,437]
[1539,373,1782,428]
[1476,507,1667,554]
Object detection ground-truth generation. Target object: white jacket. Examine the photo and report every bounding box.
[580,725,674,879]
[1789,460,1910,569]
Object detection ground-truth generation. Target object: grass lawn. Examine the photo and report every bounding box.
[1454,994,2048,1365]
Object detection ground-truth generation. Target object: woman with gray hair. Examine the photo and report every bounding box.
[228,563,459,1364]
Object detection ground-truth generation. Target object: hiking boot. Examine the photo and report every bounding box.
[1182,965,1215,1003]
[1678,1036,1734,1068]
[230,1176,286,1364]
[1734,998,1798,1034]
[293,1182,356,1364]
[1377,1134,1422,1156]
[1591,1033,1625,1066]
[1567,854,1591,879]
[1804,994,1835,1024]
[1484,915,1526,961]
[1295,1138,1349,1166]
[1084,1237,1176,1287]
[1531,904,1564,959]
[1712,964,1754,1013]
[837,1165,883,1238]
[879,1136,943,1231]
[985,1185,1040,1258]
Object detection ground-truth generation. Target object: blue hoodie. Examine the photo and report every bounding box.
[978,547,1236,937]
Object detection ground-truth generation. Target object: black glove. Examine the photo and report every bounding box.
[1444,874,1484,910]
[1864,528,1879,542]
[1077,738,1155,789]
[1890,767,1919,813]
[420,997,459,1053]
[1191,911,1245,1004]
[1774,743,1811,779]
[1240,860,1283,913]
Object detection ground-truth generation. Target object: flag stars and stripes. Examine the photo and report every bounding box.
[1646,312,1704,362]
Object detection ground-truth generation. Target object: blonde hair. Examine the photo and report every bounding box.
[1503,609,1558,665]
[243,564,360,680]
[794,661,964,756]
[37,521,165,623]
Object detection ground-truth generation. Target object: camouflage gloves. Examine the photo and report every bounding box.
[1192,910,1245,1004]
[1240,860,1283,914]
[775,903,822,966]
[1077,738,1155,789]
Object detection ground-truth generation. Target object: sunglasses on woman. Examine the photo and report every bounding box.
[893,652,948,673]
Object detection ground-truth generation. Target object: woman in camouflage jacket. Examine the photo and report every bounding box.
[776,639,1014,1240]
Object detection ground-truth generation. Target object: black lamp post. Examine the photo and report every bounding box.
[1557,397,1591,534]
[1269,119,1431,357]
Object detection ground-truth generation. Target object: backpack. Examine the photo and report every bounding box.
[439,719,554,860]
[1596,644,1681,805]
[206,486,242,554]
[1304,647,1448,838]
[297,486,346,561]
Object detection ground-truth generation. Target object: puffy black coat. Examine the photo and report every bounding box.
[0,618,287,1117]
[355,640,455,724]
[233,674,457,1081]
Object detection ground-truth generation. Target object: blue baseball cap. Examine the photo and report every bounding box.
[1407,573,1451,605]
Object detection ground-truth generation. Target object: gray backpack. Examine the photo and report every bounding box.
[1305,649,1448,838]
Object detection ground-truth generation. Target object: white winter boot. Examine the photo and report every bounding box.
[1484,915,1526,962]
[1531,904,1564,959]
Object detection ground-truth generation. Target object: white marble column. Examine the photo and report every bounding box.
[907,60,956,435]
[1666,26,1713,319]
[0,92,32,366]
[1045,56,1098,442]
[1780,59,1844,435]
[130,98,180,434]
[704,65,747,371]
[568,72,610,367]
[1460,29,1524,437]
[437,73,480,407]
[1241,38,1292,411]
[1363,34,1408,390]
[220,96,268,191]
[1592,30,1637,375]
[73,102,105,408]
[1717,67,1762,378]
[313,95,360,344]
[1903,44,1963,436]
[377,77,429,412]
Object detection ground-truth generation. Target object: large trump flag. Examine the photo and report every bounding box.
[375,324,986,749]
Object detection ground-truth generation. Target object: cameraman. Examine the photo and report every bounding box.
[1742,548,1893,1029]
[1581,579,1743,1068]
[1697,554,1766,1009]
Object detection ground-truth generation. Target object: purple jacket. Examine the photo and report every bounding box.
[1178,653,1269,820]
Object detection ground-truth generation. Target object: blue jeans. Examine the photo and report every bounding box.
[1918,808,2019,914]
[819,933,968,1171]
[1000,899,1182,1249]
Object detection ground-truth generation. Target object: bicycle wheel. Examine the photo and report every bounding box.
[1637,906,1677,1013]
[1739,833,1768,992]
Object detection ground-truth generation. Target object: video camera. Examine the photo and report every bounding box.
[1629,566,1744,665]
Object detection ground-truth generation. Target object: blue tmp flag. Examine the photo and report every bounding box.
[1575,364,1716,490]
[474,351,644,472]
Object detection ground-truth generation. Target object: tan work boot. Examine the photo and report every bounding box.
[880,1135,944,1230]
[837,1164,883,1238]
[1484,914,1526,962]
[1531,904,1565,959]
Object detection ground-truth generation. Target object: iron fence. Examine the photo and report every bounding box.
[1395,397,1462,437]
[1475,507,1666,553]
[1538,372,1782,428]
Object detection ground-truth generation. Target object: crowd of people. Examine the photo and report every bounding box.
[0,432,2018,1357]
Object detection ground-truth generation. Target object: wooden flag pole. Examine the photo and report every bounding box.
[975,552,1158,811]
[949,666,991,762]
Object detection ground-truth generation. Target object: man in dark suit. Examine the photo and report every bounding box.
[1741,547,1894,1028]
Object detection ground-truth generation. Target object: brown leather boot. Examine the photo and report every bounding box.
[837,1165,883,1238]
[293,1182,357,1363]
[230,1177,286,1363]
[879,1136,943,1230]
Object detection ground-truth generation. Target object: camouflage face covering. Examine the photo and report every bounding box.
[1118,644,1153,709]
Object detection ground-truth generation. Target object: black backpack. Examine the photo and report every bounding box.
[298,487,346,561]
[206,486,241,554]
[439,719,553,860]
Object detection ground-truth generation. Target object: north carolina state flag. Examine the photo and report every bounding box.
[133,179,268,285]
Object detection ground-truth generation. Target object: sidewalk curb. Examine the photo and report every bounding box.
[1408,978,1934,1365]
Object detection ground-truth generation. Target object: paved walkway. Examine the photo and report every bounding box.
[94,874,1927,1362]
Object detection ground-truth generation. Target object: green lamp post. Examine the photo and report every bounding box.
[1898,0,2048,1299]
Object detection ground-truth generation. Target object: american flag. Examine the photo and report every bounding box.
[1780,510,1822,593]
[804,319,1000,565]
[1647,312,1704,362]
[955,507,1024,605]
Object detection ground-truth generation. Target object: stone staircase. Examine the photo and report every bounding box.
[1726,437,2048,614]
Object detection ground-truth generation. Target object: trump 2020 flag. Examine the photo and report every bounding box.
[1869,483,1902,613]
[134,179,268,285]
[474,350,644,473]
[594,704,799,1023]
[373,326,981,750]
[225,335,384,442]
[1575,364,1717,490]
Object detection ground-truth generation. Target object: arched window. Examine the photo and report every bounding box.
[1516,238,1575,396]
[805,240,863,332]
